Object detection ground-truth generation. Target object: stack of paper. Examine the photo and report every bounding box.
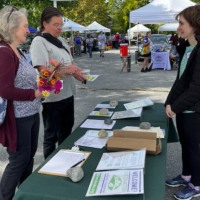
[111,108,142,120]
[96,149,146,171]
[95,104,116,109]
[86,169,144,196]
[89,111,113,117]
[124,98,154,110]
[123,126,165,138]
[80,119,116,130]
[74,130,113,149]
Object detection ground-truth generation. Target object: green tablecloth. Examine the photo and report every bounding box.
[13,102,179,200]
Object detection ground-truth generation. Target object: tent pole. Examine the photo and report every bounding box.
[137,23,139,51]
[71,30,74,57]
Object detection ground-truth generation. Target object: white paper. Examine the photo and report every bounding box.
[80,119,116,130]
[74,130,113,149]
[86,169,144,196]
[89,111,113,117]
[124,98,154,110]
[38,150,90,175]
[87,75,99,81]
[95,104,116,109]
[96,149,146,171]
[123,126,165,138]
[111,108,142,120]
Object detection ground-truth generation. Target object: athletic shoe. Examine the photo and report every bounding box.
[100,54,102,57]
[146,67,151,72]
[174,183,200,200]
[166,175,190,187]
[102,55,104,57]
[141,68,146,73]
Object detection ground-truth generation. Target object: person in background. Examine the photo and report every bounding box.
[115,32,120,49]
[165,5,200,200]
[172,30,185,55]
[98,31,106,57]
[74,32,83,57]
[138,33,142,45]
[30,7,86,159]
[125,34,129,43]
[0,6,43,200]
[141,32,151,73]
[86,34,93,58]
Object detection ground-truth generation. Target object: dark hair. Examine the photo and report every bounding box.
[87,34,90,38]
[146,32,151,37]
[38,7,63,33]
[171,32,174,36]
[176,5,200,35]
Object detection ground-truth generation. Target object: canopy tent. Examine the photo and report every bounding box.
[28,27,36,33]
[62,17,86,31]
[158,23,179,32]
[127,24,151,38]
[86,21,110,33]
[129,0,196,24]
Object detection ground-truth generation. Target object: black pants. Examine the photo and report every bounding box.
[112,41,115,48]
[0,113,39,200]
[176,112,200,186]
[42,96,74,159]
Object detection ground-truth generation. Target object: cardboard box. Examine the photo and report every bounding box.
[106,130,162,155]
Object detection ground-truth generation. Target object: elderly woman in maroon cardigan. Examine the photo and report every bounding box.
[0,6,43,200]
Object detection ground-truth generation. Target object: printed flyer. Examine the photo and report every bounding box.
[86,169,144,196]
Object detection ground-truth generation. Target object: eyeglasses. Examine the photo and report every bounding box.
[53,23,65,28]
[7,6,19,23]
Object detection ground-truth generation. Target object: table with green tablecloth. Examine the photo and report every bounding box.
[13,102,179,200]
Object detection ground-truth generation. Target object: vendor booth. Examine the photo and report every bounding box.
[158,23,179,33]
[127,24,151,39]
[86,21,110,33]
[129,0,196,70]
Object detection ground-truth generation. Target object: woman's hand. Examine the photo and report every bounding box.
[35,89,44,98]
[68,64,78,74]
[73,70,87,82]
[166,105,175,118]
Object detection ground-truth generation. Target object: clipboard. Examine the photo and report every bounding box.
[38,149,91,177]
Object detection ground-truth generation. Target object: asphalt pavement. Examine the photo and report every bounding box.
[0,46,197,200]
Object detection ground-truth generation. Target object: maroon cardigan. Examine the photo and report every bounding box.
[0,41,36,152]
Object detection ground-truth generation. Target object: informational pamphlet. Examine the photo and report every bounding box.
[111,108,142,120]
[74,130,113,149]
[124,98,154,110]
[86,169,144,196]
[123,126,165,138]
[95,104,116,109]
[96,149,146,171]
[89,111,113,117]
[87,75,99,81]
[80,119,116,130]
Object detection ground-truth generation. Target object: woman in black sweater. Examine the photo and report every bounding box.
[165,5,200,200]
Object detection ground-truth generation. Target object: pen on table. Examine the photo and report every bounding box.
[71,159,86,168]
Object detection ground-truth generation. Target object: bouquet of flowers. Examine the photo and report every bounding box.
[38,59,63,97]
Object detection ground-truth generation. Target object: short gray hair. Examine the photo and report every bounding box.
[0,6,28,44]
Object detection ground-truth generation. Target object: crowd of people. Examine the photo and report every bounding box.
[0,4,200,200]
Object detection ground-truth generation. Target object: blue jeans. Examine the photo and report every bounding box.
[0,113,40,200]
[88,46,93,57]
[42,96,74,159]
[115,41,119,49]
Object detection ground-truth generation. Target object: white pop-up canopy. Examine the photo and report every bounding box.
[158,23,179,32]
[62,17,86,31]
[86,21,110,33]
[127,24,151,38]
[130,0,196,24]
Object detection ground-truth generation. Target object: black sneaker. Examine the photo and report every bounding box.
[102,55,104,57]
[146,67,151,72]
[100,54,102,57]
[141,68,146,73]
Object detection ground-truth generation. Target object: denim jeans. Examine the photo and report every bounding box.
[88,46,93,57]
[42,96,74,159]
[75,44,81,56]
[0,113,40,200]
[115,41,119,49]
[176,112,200,186]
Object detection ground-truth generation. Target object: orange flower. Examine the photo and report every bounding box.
[51,79,56,85]
[50,59,58,67]
[56,77,60,81]
[38,81,44,86]
[43,71,48,76]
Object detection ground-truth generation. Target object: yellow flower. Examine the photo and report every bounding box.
[56,77,60,81]
[42,91,50,97]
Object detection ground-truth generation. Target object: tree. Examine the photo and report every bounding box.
[62,0,109,26]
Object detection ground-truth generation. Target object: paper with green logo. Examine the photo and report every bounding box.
[86,169,144,196]
[96,149,146,171]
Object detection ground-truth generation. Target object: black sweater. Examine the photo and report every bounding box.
[165,35,200,114]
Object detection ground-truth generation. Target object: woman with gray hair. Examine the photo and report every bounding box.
[0,6,43,200]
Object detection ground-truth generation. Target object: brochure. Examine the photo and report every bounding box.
[124,98,154,110]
